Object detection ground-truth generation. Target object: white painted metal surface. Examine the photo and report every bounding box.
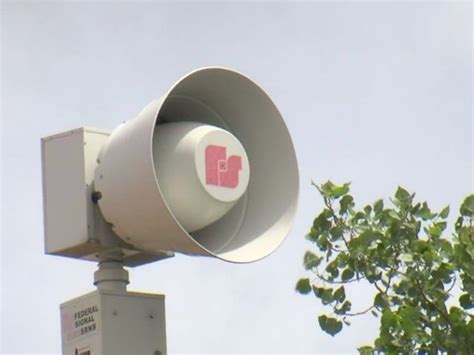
[94,67,299,263]
[41,128,174,266]
[152,122,250,232]
[61,289,166,355]
[42,128,110,255]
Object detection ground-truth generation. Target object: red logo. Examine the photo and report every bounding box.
[205,145,242,188]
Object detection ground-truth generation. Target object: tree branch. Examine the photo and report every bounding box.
[345,305,375,317]
[315,272,365,284]
[419,286,453,329]
[446,276,456,294]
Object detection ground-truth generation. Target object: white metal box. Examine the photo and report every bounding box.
[41,127,172,266]
[60,289,166,355]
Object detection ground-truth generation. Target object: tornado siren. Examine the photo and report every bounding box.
[42,67,299,265]
[42,67,299,355]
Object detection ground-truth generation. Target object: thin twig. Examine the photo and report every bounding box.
[315,272,365,284]
[346,305,375,317]
[446,276,457,294]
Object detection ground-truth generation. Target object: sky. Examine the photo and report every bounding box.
[1,1,472,354]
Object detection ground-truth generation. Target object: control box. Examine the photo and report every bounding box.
[41,127,172,266]
[60,289,166,355]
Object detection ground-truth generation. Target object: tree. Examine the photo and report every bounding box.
[296,181,474,354]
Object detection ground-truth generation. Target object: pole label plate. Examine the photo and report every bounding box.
[62,299,101,344]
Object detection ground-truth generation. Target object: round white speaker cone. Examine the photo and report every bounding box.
[153,122,250,233]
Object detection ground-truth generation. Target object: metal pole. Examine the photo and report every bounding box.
[61,248,167,354]
[93,249,129,292]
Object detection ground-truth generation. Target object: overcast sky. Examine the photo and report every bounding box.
[1,1,472,354]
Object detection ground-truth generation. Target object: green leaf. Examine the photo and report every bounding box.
[373,199,384,215]
[417,202,435,221]
[462,277,474,295]
[459,293,474,309]
[381,309,395,328]
[460,194,474,216]
[340,195,354,214]
[318,315,343,336]
[320,180,336,197]
[329,226,344,240]
[306,227,320,242]
[351,211,367,224]
[439,205,450,219]
[433,263,454,283]
[331,184,350,198]
[313,211,332,233]
[400,306,418,337]
[320,181,350,199]
[399,253,413,263]
[295,278,311,294]
[349,230,379,251]
[312,286,325,298]
[335,300,352,315]
[448,306,464,325]
[341,268,355,281]
[326,260,339,278]
[428,222,446,238]
[374,293,389,309]
[438,239,453,255]
[358,345,374,355]
[321,288,334,305]
[303,251,322,270]
[364,205,372,216]
[316,233,330,251]
[395,186,411,201]
[334,286,346,303]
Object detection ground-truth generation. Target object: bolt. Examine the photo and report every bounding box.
[91,191,102,203]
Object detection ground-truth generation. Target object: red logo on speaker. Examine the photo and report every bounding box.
[205,145,242,188]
